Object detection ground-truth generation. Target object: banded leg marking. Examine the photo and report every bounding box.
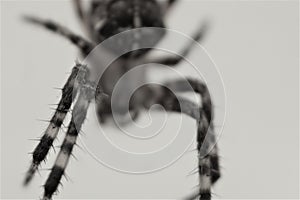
[23,16,94,55]
[43,82,97,200]
[164,79,220,200]
[24,63,87,185]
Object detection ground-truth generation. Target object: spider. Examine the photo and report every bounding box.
[23,0,220,199]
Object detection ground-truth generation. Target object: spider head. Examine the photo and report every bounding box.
[92,0,166,56]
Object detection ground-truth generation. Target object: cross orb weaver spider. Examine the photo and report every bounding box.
[23,0,221,199]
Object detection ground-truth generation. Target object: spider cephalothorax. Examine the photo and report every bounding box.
[23,1,220,200]
[91,0,165,39]
[89,0,166,58]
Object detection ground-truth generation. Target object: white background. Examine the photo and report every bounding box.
[1,0,299,199]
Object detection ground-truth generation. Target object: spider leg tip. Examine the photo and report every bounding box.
[22,15,39,24]
[23,173,34,186]
[23,163,39,186]
[23,177,31,186]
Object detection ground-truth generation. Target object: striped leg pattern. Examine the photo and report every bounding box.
[23,16,94,55]
[43,81,97,200]
[24,63,88,185]
[187,79,220,199]
[164,79,220,200]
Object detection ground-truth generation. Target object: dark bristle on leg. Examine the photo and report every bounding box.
[22,15,94,55]
[43,81,97,200]
[24,63,87,186]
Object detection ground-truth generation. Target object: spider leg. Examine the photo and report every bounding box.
[168,0,178,6]
[95,86,111,123]
[160,0,178,16]
[142,79,220,200]
[72,0,95,39]
[43,81,97,200]
[73,0,85,22]
[23,16,94,55]
[165,0,178,10]
[208,144,220,184]
[166,79,220,200]
[24,63,87,185]
[146,22,209,66]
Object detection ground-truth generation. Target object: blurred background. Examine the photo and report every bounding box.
[1,0,299,199]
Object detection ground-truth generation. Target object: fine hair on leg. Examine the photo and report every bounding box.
[43,81,97,200]
[141,80,220,200]
[24,63,87,185]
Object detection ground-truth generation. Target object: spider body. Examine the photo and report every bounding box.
[90,0,165,42]
[82,0,167,120]
[24,1,220,200]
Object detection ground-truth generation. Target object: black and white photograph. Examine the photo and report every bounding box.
[1,0,299,199]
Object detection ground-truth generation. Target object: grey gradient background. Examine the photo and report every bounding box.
[1,0,299,199]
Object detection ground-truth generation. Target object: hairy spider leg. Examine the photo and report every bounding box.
[43,81,98,200]
[141,78,220,200]
[168,79,220,200]
[24,63,87,185]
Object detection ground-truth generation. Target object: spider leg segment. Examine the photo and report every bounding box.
[142,78,220,200]
[72,0,94,39]
[147,22,209,66]
[73,0,85,22]
[166,0,178,8]
[209,146,220,184]
[167,79,221,200]
[43,81,97,200]
[23,16,94,55]
[24,63,87,186]
[160,0,178,16]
